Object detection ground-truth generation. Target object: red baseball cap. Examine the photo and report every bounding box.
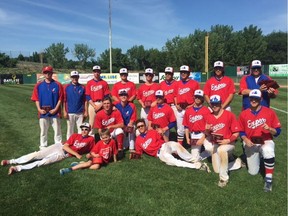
[42,66,53,73]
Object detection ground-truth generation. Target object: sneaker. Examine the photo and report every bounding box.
[59,168,72,176]
[218,179,228,188]
[1,160,9,166]
[199,162,211,173]
[70,162,79,167]
[8,166,17,175]
[263,181,272,192]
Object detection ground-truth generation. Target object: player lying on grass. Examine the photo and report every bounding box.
[132,118,211,172]
[60,129,118,175]
[1,123,95,175]
[238,89,281,192]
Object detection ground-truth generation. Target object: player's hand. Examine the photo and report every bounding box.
[76,154,82,159]
[63,112,68,119]
[262,123,271,131]
[196,139,203,146]
[39,109,46,114]
[176,105,182,111]
[267,87,275,94]
[49,109,57,115]
[83,111,88,118]
[86,153,91,159]
[217,139,230,145]
[259,84,267,91]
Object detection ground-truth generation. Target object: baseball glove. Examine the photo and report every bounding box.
[250,136,264,145]
[211,133,224,143]
[259,79,280,89]
[129,152,141,159]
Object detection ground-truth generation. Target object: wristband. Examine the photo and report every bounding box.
[229,135,237,143]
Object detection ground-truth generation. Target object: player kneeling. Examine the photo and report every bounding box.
[60,129,117,175]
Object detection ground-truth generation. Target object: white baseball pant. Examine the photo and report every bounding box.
[110,128,124,138]
[175,109,185,140]
[189,132,205,162]
[123,131,135,150]
[244,140,275,175]
[9,143,67,172]
[39,117,62,148]
[88,101,102,135]
[66,113,84,140]
[157,141,201,169]
[140,107,151,125]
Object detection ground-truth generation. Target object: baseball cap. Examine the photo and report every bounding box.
[165,67,174,73]
[251,60,262,69]
[80,122,91,130]
[92,65,101,71]
[249,89,262,98]
[210,95,221,104]
[119,68,128,74]
[194,89,204,97]
[70,71,79,77]
[214,61,224,68]
[42,66,53,73]
[118,89,128,96]
[180,65,190,72]
[145,68,154,74]
[155,90,164,97]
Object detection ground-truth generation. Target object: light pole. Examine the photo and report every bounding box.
[109,0,112,73]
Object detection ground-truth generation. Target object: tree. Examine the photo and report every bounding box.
[73,44,96,69]
[126,45,148,70]
[17,54,25,61]
[0,52,17,68]
[45,43,69,68]
[97,48,128,72]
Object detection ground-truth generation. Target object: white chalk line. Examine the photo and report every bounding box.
[270,106,288,114]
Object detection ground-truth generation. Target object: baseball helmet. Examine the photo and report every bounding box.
[42,66,53,73]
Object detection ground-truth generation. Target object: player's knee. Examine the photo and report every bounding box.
[115,128,124,135]
[262,147,275,159]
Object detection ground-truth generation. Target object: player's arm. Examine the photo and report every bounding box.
[50,99,62,115]
[83,100,88,118]
[240,132,254,147]
[218,132,239,145]
[62,144,82,159]
[184,127,190,145]
[222,94,234,110]
[128,94,136,102]
[35,101,46,114]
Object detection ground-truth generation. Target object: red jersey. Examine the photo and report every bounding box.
[147,104,176,128]
[203,76,235,103]
[206,110,239,139]
[135,130,165,157]
[65,134,95,156]
[85,79,110,102]
[238,106,281,140]
[176,79,200,105]
[94,109,124,131]
[137,83,160,103]
[183,106,211,132]
[111,81,136,101]
[159,80,178,104]
[91,139,118,164]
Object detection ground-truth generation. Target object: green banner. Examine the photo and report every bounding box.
[269,64,288,77]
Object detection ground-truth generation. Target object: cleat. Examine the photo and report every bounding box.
[70,162,79,167]
[8,166,17,175]
[263,181,272,192]
[199,162,211,173]
[1,160,9,166]
[59,168,72,176]
[218,180,228,188]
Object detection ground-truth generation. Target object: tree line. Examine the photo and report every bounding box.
[0,25,287,72]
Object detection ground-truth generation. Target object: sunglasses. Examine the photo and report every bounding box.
[214,67,223,70]
[81,128,89,131]
[119,94,128,97]
[145,74,153,76]
[251,68,261,71]
[136,124,145,129]
[156,96,164,99]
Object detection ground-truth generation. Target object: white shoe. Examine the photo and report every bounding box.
[218,179,228,188]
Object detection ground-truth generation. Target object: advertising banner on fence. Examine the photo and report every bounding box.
[139,73,159,83]
[269,64,288,77]
[0,74,23,84]
[237,66,249,76]
[158,72,201,83]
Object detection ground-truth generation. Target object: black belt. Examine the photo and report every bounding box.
[94,100,102,102]
[192,131,202,134]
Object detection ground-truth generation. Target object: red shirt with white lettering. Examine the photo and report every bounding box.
[205,110,239,139]
[176,79,200,105]
[94,109,124,131]
[65,134,95,156]
[111,81,136,101]
[147,104,176,128]
[183,106,211,132]
[85,79,110,101]
[203,76,235,103]
[135,130,165,157]
[160,80,178,104]
[238,106,281,140]
[137,83,160,103]
[91,139,118,164]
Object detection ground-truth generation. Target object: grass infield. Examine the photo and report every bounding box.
[0,84,287,216]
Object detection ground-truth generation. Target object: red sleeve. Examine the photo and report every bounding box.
[147,107,153,121]
[203,79,210,96]
[130,103,137,122]
[136,85,143,100]
[111,139,118,155]
[239,76,248,94]
[230,113,240,133]
[238,112,246,132]
[111,83,118,97]
[228,78,236,94]
[94,112,103,129]
[63,84,68,102]
[168,106,176,122]
[31,82,41,101]
[103,81,110,96]
[65,134,77,145]
[270,110,281,128]
[135,138,143,155]
[91,140,101,154]
[115,110,124,124]
[130,82,137,96]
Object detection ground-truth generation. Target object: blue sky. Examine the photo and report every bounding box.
[0,0,287,60]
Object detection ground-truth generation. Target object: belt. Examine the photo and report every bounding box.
[94,100,102,102]
[192,131,202,134]
[169,103,175,106]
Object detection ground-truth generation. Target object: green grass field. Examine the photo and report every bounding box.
[0,84,287,216]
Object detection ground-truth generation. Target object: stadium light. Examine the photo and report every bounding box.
[109,0,112,73]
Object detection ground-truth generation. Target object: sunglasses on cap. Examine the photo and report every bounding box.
[136,124,145,129]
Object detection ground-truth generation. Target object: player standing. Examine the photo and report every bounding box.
[238,89,281,192]
[31,66,63,149]
[174,65,200,145]
[63,71,87,140]
[111,68,137,103]
[203,61,235,111]
[85,65,110,135]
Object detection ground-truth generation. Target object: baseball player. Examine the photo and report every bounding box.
[133,119,210,172]
[203,61,235,111]
[1,123,95,175]
[136,68,160,125]
[183,89,211,162]
[115,90,137,151]
[159,67,178,117]
[111,68,137,103]
[94,96,125,157]
[59,129,118,175]
[238,89,281,192]
[147,90,176,142]
[85,65,110,135]
[175,65,200,145]
[203,95,242,188]
[31,66,63,149]
[63,71,88,140]
[239,60,278,110]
